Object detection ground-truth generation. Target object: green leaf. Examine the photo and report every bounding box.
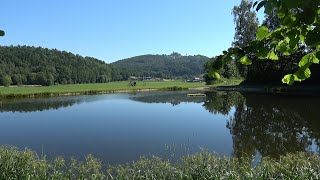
[239,55,252,65]
[313,55,319,64]
[294,68,311,80]
[256,1,266,11]
[276,40,291,56]
[213,72,221,79]
[269,41,279,48]
[268,51,279,60]
[209,72,221,79]
[306,26,312,31]
[304,68,311,78]
[282,74,296,85]
[284,0,297,9]
[299,27,308,43]
[306,29,320,47]
[211,58,224,70]
[270,27,285,39]
[282,13,296,26]
[224,53,233,62]
[277,9,286,19]
[256,26,269,40]
[287,29,299,48]
[264,2,272,15]
[299,34,305,42]
[0,30,4,36]
[316,51,320,60]
[298,53,313,67]
[257,47,269,59]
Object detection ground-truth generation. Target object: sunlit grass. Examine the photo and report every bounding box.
[0,146,319,179]
[210,77,244,86]
[0,80,243,98]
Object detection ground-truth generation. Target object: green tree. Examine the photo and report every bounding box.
[27,73,37,85]
[0,46,119,85]
[112,54,209,80]
[204,0,257,83]
[1,75,12,87]
[232,0,259,47]
[207,0,320,85]
[223,61,239,79]
[46,72,54,86]
[262,8,281,31]
[12,74,26,85]
[232,0,259,78]
[36,72,47,86]
[203,57,224,84]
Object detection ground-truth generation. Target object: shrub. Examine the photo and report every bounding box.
[1,75,12,87]
[0,146,319,179]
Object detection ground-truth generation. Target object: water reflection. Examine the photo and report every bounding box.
[203,91,243,115]
[132,91,320,158]
[130,91,205,106]
[0,97,80,112]
[0,91,319,162]
[0,95,126,113]
[227,94,320,159]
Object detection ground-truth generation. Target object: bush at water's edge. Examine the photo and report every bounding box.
[0,146,319,179]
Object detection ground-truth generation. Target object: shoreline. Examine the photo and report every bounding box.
[0,80,241,99]
[213,84,320,96]
[3,83,320,99]
[0,86,212,99]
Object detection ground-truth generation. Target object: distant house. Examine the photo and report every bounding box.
[129,76,139,80]
[143,77,153,80]
[129,76,163,81]
[143,77,163,81]
[187,77,204,82]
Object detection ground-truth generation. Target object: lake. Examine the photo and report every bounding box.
[0,91,319,164]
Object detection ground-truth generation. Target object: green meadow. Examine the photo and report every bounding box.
[0,79,243,98]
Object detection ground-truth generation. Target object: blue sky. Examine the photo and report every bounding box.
[0,0,264,63]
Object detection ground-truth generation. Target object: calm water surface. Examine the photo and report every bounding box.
[0,91,319,164]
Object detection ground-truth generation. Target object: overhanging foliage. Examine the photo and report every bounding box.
[208,0,320,85]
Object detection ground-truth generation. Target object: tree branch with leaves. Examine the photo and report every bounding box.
[208,0,320,85]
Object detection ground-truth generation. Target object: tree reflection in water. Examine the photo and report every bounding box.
[1,91,318,160]
[132,90,320,159]
[204,91,320,159]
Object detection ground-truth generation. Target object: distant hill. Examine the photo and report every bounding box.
[112,52,209,79]
[0,46,123,86]
[0,46,210,86]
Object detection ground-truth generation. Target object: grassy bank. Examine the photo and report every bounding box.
[0,79,243,99]
[0,146,319,179]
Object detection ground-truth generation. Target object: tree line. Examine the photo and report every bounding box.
[0,46,210,87]
[0,46,127,86]
[112,52,209,80]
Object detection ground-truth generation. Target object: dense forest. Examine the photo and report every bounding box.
[0,46,125,86]
[0,47,209,86]
[112,52,209,79]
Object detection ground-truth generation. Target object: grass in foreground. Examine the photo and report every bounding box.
[0,146,319,179]
[0,79,243,99]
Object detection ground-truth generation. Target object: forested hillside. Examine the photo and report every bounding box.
[0,46,210,87]
[112,52,209,79]
[0,46,123,86]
